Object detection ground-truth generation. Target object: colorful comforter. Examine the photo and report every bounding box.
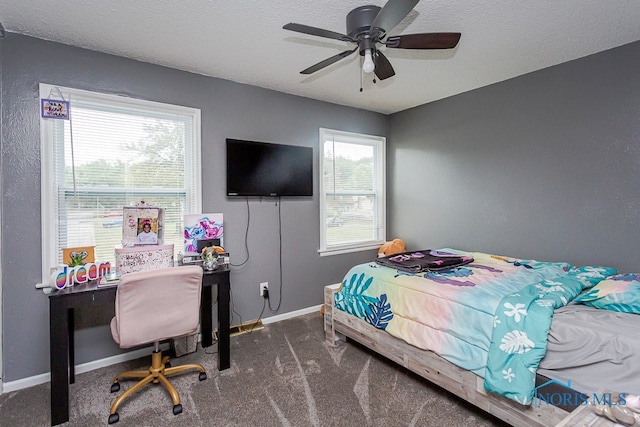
[333,249,616,404]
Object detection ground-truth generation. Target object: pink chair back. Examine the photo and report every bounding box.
[110,266,203,348]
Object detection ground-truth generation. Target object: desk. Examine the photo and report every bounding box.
[48,265,230,426]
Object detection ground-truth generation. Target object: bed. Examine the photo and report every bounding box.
[323,248,640,426]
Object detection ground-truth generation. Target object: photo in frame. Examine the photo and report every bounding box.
[122,206,164,246]
[135,217,159,245]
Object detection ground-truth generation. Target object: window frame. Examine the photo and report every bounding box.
[39,83,201,283]
[318,127,386,256]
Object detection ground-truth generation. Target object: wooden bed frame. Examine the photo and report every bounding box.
[323,283,575,427]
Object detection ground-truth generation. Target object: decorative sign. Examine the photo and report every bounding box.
[41,99,70,120]
[62,246,95,267]
[115,244,174,274]
[49,261,112,290]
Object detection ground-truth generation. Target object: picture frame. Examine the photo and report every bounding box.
[122,206,164,246]
[183,213,223,255]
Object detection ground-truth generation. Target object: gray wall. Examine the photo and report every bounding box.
[388,41,640,272]
[0,34,386,382]
[3,32,639,384]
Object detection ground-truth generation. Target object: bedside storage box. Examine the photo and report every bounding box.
[115,244,174,274]
[171,333,198,357]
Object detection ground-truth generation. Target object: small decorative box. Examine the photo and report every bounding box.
[115,244,174,274]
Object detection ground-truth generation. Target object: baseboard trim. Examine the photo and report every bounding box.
[2,304,323,393]
[262,304,322,325]
[2,344,168,393]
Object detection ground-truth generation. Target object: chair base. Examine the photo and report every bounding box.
[108,348,206,424]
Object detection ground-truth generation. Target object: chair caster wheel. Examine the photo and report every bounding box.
[165,361,171,368]
[108,413,119,424]
[199,372,207,381]
[173,404,183,415]
[110,383,120,393]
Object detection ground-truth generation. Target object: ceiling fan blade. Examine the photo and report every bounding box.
[370,0,420,36]
[300,47,358,74]
[283,23,353,42]
[372,50,396,80]
[385,32,461,49]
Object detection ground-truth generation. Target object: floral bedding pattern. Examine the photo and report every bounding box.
[333,249,616,405]
[484,265,616,404]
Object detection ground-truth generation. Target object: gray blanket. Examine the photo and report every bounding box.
[538,303,640,395]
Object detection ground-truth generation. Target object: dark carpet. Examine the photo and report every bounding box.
[0,312,507,426]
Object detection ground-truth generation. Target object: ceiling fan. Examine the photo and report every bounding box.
[283,0,461,82]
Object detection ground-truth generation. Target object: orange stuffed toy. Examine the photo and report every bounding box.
[378,238,406,258]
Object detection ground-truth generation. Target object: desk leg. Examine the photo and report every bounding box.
[49,299,70,426]
[201,285,213,348]
[68,309,75,384]
[218,275,230,370]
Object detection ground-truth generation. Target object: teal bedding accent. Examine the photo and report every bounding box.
[333,249,617,405]
[574,273,640,314]
[483,265,616,404]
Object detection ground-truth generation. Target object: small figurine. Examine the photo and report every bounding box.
[202,246,219,271]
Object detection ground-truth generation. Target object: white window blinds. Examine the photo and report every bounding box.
[39,84,201,281]
[319,128,386,255]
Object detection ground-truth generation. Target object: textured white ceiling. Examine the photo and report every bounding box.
[1,0,639,114]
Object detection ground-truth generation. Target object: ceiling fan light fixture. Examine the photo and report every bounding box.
[283,0,460,83]
[362,49,375,73]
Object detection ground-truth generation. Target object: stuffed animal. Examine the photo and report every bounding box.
[378,238,406,258]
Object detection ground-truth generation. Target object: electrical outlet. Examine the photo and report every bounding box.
[260,282,269,297]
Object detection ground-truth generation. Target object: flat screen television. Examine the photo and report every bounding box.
[226,138,313,197]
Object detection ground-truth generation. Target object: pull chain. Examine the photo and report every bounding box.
[359,55,363,92]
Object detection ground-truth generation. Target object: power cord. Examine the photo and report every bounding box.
[230,286,243,329]
[268,197,283,312]
[224,196,284,335]
[205,285,245,353]
[230,197,250,268]
[248,294,268,333]
[203,344,218,356]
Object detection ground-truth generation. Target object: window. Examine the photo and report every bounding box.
[39,84,201,282]
[319,128,386,256]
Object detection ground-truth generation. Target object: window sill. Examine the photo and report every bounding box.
[318,242,382,257]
